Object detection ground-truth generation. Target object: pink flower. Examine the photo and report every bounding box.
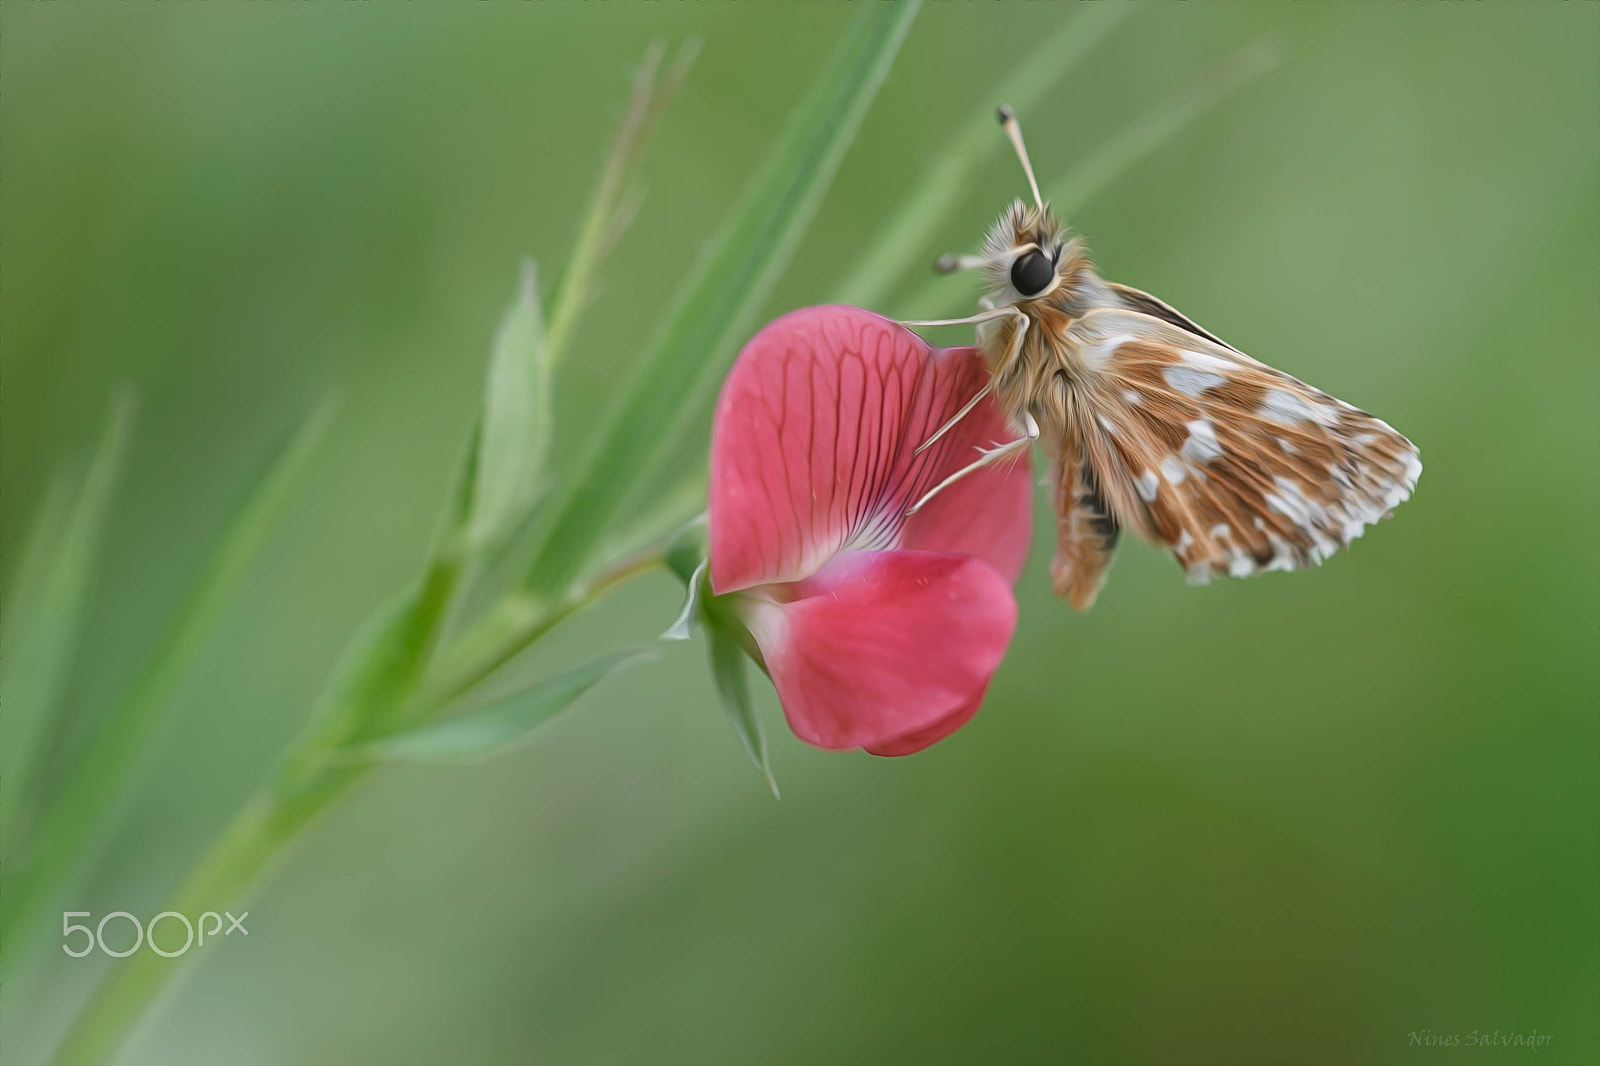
[709,305,1032,756]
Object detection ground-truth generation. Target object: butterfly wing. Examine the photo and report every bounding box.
[1056,305,1421,588]
[1105,282,1238,352]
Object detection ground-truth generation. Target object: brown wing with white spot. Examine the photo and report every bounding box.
[1059,307,1421,586]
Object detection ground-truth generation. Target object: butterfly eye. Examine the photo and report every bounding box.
[1009,249,1054,296]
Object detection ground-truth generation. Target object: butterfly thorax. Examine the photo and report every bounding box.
[975,200,1120,446]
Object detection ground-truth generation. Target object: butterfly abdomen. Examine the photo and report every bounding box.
[1048,426,1121,611]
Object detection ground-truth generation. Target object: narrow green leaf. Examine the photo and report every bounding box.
[354,646,653,764]
[275,464,477,793]
[899,34,1286,320]
[0,402,332,943]
[300,553,461,744]
[524,1,922,600]
[467,259,552,550]
[660,547,776,796]
[447,414,483,534]
[0,389,136,852]
[545,39,700,368]
[834,0,1137,307]
[707,618,778,799]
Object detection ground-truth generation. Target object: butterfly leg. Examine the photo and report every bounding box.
[906,410,1039,516]
[913,380,992,455]
[907,308,1030,455]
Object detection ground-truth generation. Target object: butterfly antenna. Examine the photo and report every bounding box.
[996,105,1044,212]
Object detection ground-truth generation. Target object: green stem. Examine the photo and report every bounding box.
[45,755,367,1066]
[543,43,664,364]
[544,41,696,368]
[408,548,667,719]
[44,551,666,1066]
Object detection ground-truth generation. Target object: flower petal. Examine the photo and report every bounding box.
[896,362,1033,585]
[710,305,1032,594]
[737,550,1017,751]
[862,689,986,757]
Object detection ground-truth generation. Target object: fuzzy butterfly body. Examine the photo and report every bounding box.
[930,110,1420,610]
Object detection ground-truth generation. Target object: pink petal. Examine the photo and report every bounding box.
[710,305,1032,595]
[863,689,987,757]
[737,550,1017,752]
[896,375,1034,585]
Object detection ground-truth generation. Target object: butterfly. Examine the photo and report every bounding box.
[900,106,1420,610]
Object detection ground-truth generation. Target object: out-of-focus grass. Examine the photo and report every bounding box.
[0,401,330,960]
[19,7,935,1064]
[1,4,1596,1065]
[0,391,135,854]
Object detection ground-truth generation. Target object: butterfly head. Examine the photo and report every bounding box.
[979,199,1086,305]
[966,107,1102,314]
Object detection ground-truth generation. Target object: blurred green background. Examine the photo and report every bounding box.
[3,2,1596,1064]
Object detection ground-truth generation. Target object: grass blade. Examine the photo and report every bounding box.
[466,259,552,551]
[524,0,922,599]
[353,646,653,763]
[544,39,700,368]
[899,34,1286,320]
[833,0,1137,307]
[0,403,331,947]
[0,389,136,855]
